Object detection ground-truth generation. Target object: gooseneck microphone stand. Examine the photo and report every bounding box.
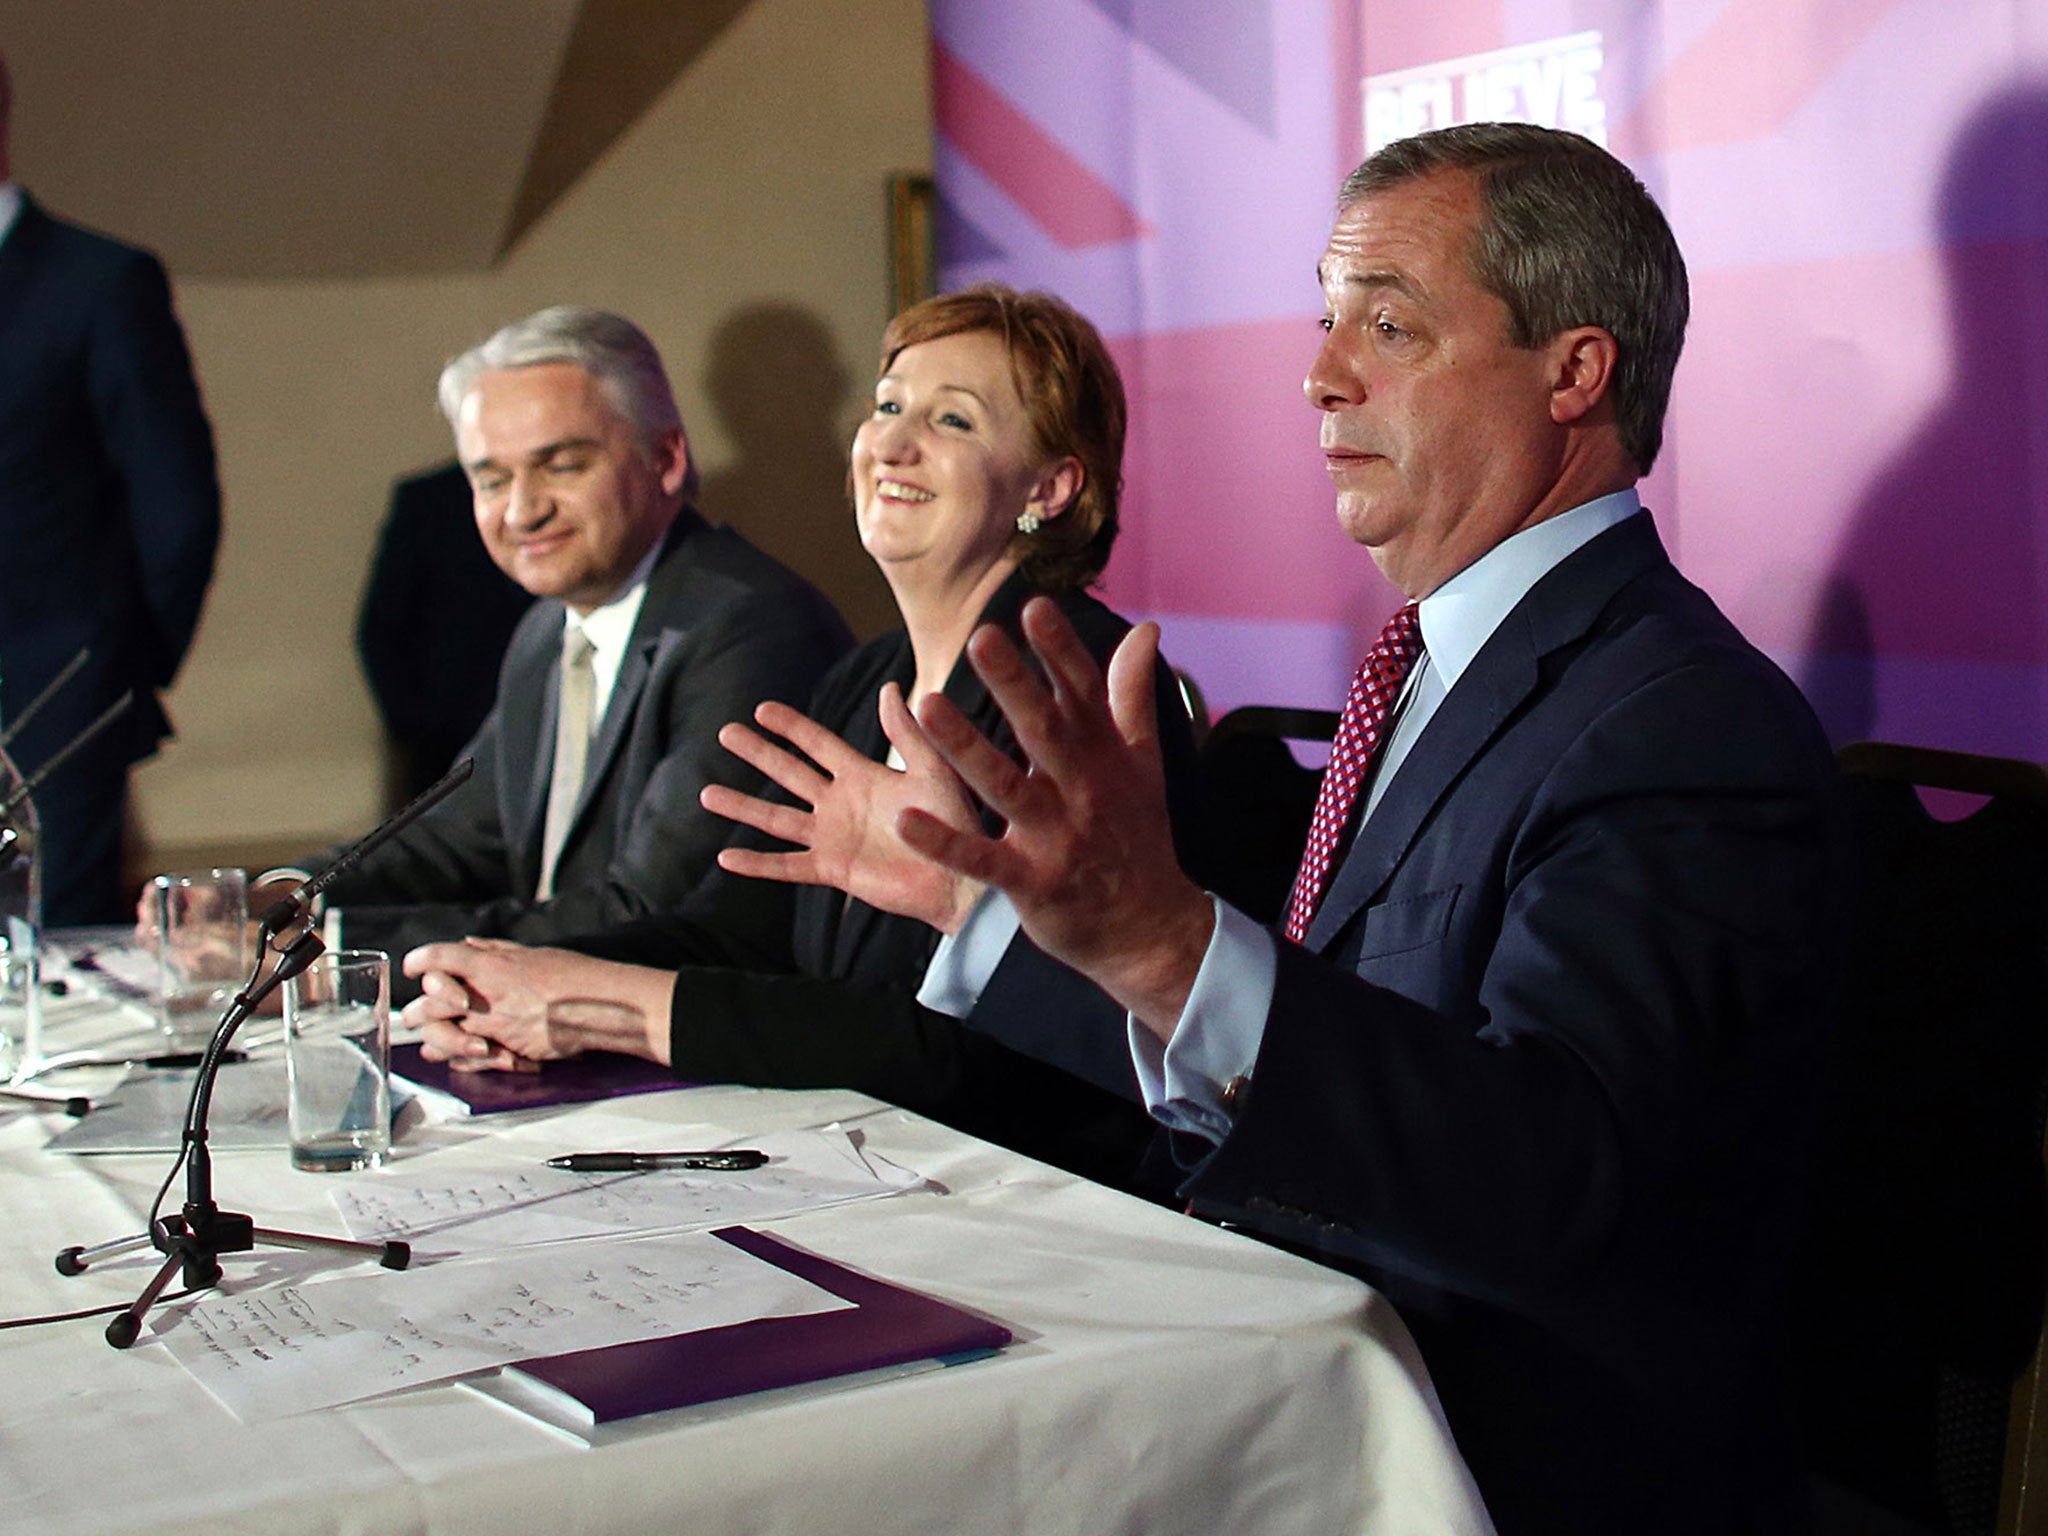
[50,758,475,1346]
[55,930,412,1347]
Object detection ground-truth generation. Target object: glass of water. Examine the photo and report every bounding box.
[0,748,41,1079]
[151,867,248,1051]
[284,949,391,1172]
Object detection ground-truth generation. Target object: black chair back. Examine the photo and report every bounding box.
[1797,742,2048,1536]
[1189,705,1339,924]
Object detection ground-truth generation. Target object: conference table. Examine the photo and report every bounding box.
[0,963,1492,1536]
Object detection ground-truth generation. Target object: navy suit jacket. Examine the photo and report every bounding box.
[970,514,1849,1534]
[323,508,850,969]
[0,194,220,921]
[1190,513,1849,1533]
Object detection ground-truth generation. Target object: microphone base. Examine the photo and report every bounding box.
[57,921,404,1346]
[63,1200,412,1348]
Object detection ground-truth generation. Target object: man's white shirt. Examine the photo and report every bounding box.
[0,183,24,253]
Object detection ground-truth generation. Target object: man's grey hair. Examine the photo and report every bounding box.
[1341,123,1689,474]
[438,305,695,494]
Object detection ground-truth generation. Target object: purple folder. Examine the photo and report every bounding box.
[508,1226,1012,1423]
[391,1042,693,1113]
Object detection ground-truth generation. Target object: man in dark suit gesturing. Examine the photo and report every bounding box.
[0,48,221,925]
[727,126,1850,1532]
[298,305,849,973]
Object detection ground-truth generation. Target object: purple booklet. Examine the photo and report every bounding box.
[500,1226,1012,1425]
[391,1042,692,1114]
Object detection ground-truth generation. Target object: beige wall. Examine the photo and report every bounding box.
[134,0,927,857]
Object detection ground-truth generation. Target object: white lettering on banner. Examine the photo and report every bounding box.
[1363,32,1606,155]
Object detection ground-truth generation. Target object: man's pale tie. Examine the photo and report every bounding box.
[1282,602,1423,944]
[537,626,596,899]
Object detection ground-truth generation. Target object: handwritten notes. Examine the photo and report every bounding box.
[331,1128,923,1252]
[153,1124,929,1420]
[161,1230,852,1421]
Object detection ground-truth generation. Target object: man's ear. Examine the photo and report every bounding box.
[652,428,692,498]
[1025,456,1085,523]
[1547,326,1619,428]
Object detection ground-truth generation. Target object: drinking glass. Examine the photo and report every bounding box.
[284,949,391,1173]
[151,867,248,1051]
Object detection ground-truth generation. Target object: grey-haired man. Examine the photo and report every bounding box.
[302,306,850,974]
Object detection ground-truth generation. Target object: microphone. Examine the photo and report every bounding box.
[0,646,91,754]
[1,692,134,822]
[255,756,477,945]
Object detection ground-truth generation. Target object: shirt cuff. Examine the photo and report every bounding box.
[917,888,1023,1018]
[1130,896,1274,1145]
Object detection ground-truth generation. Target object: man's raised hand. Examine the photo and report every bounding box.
[701,683,985,933]
[899,598,1214,1036]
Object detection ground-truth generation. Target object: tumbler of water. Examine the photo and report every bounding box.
[0,743,40,1080]
[284,949,391,1173]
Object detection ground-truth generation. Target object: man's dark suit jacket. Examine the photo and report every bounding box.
[322,507,850,971]
[0,193,220,924]
[569,571,1197,1191]
[971,513,1849,1534]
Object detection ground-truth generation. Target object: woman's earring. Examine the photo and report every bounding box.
[1016,509,1043,534]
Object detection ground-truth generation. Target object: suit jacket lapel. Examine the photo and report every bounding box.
[570,630,656,823]
[500,609,563,889]
[1306,624,1538,947]
[1304,512,1672,949]
[540,511,706,865]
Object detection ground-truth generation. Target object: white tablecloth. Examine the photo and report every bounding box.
[0,989,1492,1536]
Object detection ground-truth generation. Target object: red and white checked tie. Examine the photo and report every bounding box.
[1282,602,1424,944]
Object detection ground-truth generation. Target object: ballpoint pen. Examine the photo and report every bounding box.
[21,1047,249,1072]
[138,1048,250,1069]
[546,1149,770,1173]
[0,1085,91,1116]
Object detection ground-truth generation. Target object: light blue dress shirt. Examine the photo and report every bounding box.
[923,491,1644,1143]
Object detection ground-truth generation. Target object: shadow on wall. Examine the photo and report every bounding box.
[698,303,898,641]
[1799,84,2048,752]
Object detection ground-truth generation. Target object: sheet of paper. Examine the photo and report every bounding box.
[329,1128,924,1251]
[47,935,161,1004]
[42,1060,293,1152]
[157,1229,853,1422]
[40,1058,426,1152]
